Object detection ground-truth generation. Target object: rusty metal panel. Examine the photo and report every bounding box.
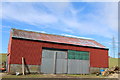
[12,29,107,49]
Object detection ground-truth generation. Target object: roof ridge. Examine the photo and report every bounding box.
[11,28,108,49]
[11,28,93,40]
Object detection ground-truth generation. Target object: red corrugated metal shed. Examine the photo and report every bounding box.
[8,28,109,72]
[12,29,107,49]
[10,39,108,68]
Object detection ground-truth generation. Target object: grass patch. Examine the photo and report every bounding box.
[109,58,119,68]
[2,74,106,78]
[0,53,7,63]
[66,74,106,78]
[2,74,48,78]
[2,54,7,62]
[0,53,7,68]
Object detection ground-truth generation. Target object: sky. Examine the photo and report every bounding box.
[0,1,118,57]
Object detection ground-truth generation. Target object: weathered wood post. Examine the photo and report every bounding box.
[22,57,25,75]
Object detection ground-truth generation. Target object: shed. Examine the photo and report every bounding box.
[7,28,109,74]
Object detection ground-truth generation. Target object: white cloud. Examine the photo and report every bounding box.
[102,3,118,31]
[0,3,2,19]
[1,2,118,39]
[41,2,71,16]
[61,2,118,38]
[61,34,93,40]
[62,18,115,38]
[1,25,11,28]
[63,28,74,33]
[24,29,46,33]
[2,3,58,26]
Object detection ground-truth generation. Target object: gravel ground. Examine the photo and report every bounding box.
[1,73,120,79]
[108,73,120,79]
[0,73,7,79]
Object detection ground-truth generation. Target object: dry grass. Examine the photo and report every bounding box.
[2,73,107,78]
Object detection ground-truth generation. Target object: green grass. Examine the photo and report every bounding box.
[1,53,7,62]
[66,74,106,78]
[0,53,7,68]
[109,58,119,68]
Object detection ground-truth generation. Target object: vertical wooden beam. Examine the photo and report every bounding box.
[22,57,25,75]
[7,54,10,73]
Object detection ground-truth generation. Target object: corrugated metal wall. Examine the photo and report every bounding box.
[41,49,89,74]
[10,39,42,65]
[41,50,55,73]
[9,38,108,68]
[41,49,67,74]
[56,51,67,74]
[67,50,89,74]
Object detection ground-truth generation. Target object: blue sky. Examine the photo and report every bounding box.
[1,2,118,57]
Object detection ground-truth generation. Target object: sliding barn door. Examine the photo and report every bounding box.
[41,49,67,74]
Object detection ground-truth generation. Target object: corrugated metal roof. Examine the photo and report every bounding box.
[11,28,107,49]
